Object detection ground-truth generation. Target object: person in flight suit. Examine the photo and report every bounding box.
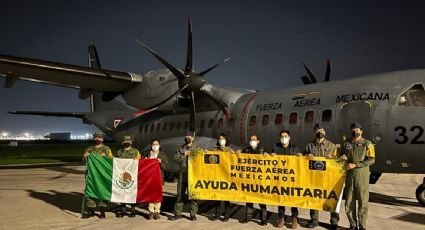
[341,123,375,230]
[82,132,113,219]
[304,124,340,230]
[114,135,141,218]
[170,130,201,221]
[240,134,268,226]
[209,133,234,222]
[271,130,302,229]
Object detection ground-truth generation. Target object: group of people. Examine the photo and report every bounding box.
[81,134,169,220]
[82,122,375,230]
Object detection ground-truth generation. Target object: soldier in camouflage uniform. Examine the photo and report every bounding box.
[82,132,112,219]
[304,124,339,230]
[170,130,201,221]
[209,133,234,222]
[341,123,375,230]
[114,135,141,218]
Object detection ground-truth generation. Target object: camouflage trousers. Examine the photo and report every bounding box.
[85,196,108,209]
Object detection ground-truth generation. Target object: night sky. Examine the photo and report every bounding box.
[1,0,425,136]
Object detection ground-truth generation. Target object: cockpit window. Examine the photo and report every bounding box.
[398,84,425,107]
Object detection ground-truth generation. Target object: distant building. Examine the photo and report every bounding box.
[49,132,71,141]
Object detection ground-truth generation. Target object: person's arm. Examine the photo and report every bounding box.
[135,149,141,160]
[355,142,375,168]
[173,146,185,163]
[326,143,337,159]
[159,152,170,171]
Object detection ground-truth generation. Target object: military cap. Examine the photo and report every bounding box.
[184,130,194,137]
[350,122,362,129]
[122,135,133,142]
[314,123,324,131]
[93,132,104,138]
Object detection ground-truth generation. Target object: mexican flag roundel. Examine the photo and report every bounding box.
[85,154,162,203]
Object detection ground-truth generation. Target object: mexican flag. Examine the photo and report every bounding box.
[85,154,162,203]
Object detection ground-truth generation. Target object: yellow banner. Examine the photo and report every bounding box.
[188,150,346,212]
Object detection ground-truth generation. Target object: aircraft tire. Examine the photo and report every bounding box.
[415,184,425,206]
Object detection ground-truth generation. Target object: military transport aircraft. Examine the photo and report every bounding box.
[0,19,424,206]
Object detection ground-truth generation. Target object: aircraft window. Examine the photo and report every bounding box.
[200,120,205,129]
[170,123,174,131]
[322,109,332,122]
[163,123,168,131]
[208,119,214,128]
[176,122,181,130]
[289,112,298,124]
[156,124,161,132]
[275,113,283,125]
[218,118,224,129]
[261,114,269,126]
[144,125,149,133]
[399,84,425,107]
[305,111,314,123]
[184,121,189,130]
[249,115,256,127]
[150,124,154,132]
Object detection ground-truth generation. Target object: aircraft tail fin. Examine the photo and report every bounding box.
[87,44,131,113]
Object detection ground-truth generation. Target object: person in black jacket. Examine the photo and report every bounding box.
[271,130,302,229]
[209,133,234,222]
[240,134,268,226]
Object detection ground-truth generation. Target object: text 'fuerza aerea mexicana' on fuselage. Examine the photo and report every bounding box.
[335,92,390,103]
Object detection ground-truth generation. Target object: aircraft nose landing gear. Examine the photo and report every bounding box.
[416,177,425,206]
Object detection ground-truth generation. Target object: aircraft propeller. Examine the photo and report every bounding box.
[301,58,332,84]
[135,18,230,134]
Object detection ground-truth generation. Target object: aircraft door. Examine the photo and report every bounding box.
[336,101,373,142]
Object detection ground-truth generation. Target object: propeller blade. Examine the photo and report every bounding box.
[199,58,231,76]
[201,87,230,119]
[184,18,193,75]
[324,58,331,82]
[189,91,196,133]
[300,75,312,85]
[302,62,317,83]
[135,38,186,80]
[142,84,189,111]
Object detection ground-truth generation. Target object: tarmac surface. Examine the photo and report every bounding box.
[0,165,424,230]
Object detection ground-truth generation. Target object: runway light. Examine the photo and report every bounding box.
[24,132,30,137]
[2,132,7,137]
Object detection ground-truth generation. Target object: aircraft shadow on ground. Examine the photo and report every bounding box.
[44,166,85,175]
[25,190,333,228]
[369,192,422,207]
[392,212,425,225]
[26,189,85,213]
[160,194,334,228]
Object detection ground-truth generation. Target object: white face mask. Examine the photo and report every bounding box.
[152,145,160,151]
[281,137,290,145]
[219,139,226,146]
[250,140,258,148]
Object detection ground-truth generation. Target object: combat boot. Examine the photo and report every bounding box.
[129,204,136,218]
[99,207,106,219]
[116,204,125,218]
[222,208,230,222]
[209,209,220,221]
[82,209,95,219]
[259,209,268,226]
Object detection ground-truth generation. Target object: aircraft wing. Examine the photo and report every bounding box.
[0,54,143,95]
[8,110,86,118]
